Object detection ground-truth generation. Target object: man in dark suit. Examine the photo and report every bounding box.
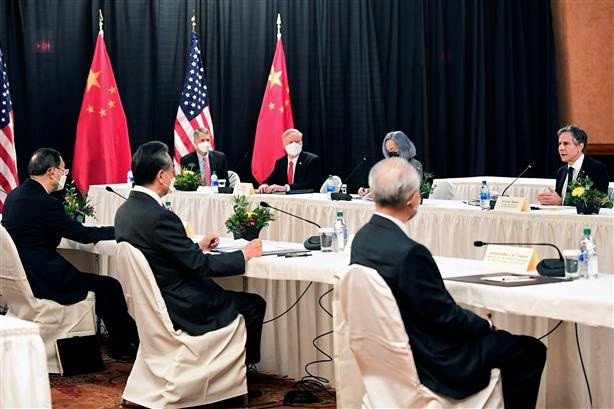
[257,128,322,192]
[179,127,229,185]
[114,141,265,367]
[538,125,609,205]
[351,158,546,409]
[2,148,138,360]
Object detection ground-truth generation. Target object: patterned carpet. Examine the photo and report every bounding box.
[50,352,337,409]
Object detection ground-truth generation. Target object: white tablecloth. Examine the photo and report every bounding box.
[0,315,51,408]
[433,176,614,202]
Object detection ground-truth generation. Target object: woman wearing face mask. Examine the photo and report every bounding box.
[179,128,229,186]
[358,131,423,197]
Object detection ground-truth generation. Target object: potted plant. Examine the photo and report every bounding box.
[173,165,201,191]
[225,195,275,240]
[565,175,613,215]
[420,171,434,202]
[63,182,95,222]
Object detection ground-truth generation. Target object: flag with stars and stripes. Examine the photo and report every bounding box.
[173,31,215,170]
[0,46,18,212]
[73,32,132,193]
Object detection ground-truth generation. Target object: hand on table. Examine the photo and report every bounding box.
[537,188,563,205]
[199,233,220,251]
[242,239,263,260]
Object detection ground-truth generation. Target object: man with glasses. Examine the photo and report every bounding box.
[2,148,139,360]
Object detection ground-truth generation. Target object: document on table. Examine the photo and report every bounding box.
[212,239,307,256]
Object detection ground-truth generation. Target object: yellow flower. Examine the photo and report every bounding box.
[571,186,585,197]
[182,170,194,176]
[246,211,254,218]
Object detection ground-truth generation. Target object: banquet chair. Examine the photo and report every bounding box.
[336,264,503,409]
[0,225,97,374]
[228,170,240,188]
[114,242,247,408]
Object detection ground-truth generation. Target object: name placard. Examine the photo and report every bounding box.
[493,196,530,212]
[482,245,538,273]
[233,182,255,196]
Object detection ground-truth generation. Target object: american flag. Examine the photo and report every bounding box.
[173,32,214,171]
[0,47,18,211]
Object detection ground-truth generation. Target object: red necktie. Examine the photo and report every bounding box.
[287,161,294,185]
[203,155,211,186]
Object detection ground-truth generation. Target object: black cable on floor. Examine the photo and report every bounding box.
[538,320,563,340]
[263,282,313,324]
[293,287,335,397]
[575,323,593,408]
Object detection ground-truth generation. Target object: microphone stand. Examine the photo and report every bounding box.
[332,156,367,201]
[501,162,534,197]
[105,186,128,200]
[474,240,564,277]
[260,201,322,250]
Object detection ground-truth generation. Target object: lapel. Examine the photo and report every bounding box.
[294,152,305,180]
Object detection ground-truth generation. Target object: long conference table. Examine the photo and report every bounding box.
[60,236,613,409]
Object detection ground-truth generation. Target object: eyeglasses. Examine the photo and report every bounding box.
[55,167,70,176]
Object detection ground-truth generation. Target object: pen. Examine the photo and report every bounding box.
[284,252,312,258]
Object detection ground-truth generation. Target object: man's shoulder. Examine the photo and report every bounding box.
[583,156,607,171]
[180,151,198,164]
[301,151,320,161]
[211,150,226,160]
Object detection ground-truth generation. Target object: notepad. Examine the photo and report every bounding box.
[480,275,536,283]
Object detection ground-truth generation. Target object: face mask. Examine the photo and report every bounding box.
[57,174,67,191]
[285,142,302,157]
[387,151,400,158]
[197,141,212,153]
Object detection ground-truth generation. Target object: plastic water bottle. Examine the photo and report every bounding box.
[326,175,335,199]
[480,180,490,209]
[333,211,348,252]
[127,170,134,187]
[211,171,219,193]
[578,228,598,279]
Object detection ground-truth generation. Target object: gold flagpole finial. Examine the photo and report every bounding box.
[98,9,104,34]
[191,11,196,33]
[276,13,281,39]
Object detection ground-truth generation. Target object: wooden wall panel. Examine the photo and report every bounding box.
[551,0,614,155]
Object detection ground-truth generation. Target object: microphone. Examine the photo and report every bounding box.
[474,240,564,277]
[105,186,128,200]
[500,162,534,197]
[343,155,367,184]
[332,155,368,201]
[260,201,322,250]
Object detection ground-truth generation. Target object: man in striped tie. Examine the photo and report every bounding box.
[179,128,229,186]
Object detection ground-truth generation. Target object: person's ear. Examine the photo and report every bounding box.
[407,191,420,209]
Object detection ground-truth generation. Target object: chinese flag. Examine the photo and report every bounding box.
[251,38,294,183]
[73,33,131,192]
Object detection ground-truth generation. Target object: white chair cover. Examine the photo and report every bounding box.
[114,242,247,408]
[0,226,97,374]
[430,180,456,200]
[336,264,503,409]
[319,175,342,193]
[228,170,240,188]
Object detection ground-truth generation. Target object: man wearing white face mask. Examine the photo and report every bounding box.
[2,148,139,360]
[180,128,229,186]
[257,128,322,193]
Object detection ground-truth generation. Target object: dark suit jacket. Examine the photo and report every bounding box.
[263,151,322,191]
[114,190,245,335]
[350,214,491,399]
[555,155,609,199]
[1,178,114,304]
[180,150,229,183]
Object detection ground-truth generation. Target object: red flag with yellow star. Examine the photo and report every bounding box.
[251,38,294,183]
[73,32,131,192]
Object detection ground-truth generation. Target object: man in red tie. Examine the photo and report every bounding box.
[257,128,322,193]
[180,128,229,185]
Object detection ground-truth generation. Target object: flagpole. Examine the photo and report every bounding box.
[276,13,281,39]
[98,9,104,36]
[191,11,196,33]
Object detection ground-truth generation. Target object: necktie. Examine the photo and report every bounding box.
[203,155,211,186]
[287,161,294,185]
[567,166,574,185]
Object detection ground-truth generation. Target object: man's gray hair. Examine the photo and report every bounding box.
[368,158,420,207]
[281,128,303,139]
[193,127,210,139]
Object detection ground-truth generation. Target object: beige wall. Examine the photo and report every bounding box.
[551,0,614,154]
